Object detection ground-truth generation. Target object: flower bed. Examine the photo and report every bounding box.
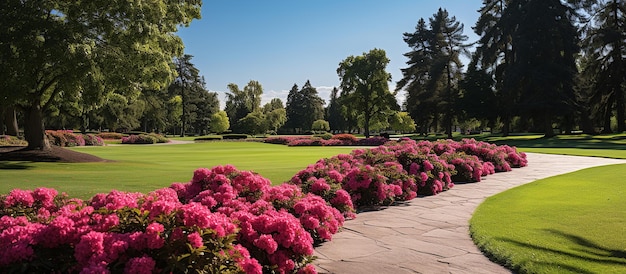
[121,133,169,144]
[45,130,104,147]
[264,134,389,147]
[0,138,527,273]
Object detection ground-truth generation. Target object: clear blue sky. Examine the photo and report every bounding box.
[176,0,482,108]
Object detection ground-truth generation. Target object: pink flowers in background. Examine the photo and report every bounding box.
[0,138,527,273]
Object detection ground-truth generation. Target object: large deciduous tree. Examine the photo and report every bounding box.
[337,48,397,138]
[224,80,263,133]
[0,0,201,150]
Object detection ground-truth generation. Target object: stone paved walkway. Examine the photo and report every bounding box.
[313,153,626,274]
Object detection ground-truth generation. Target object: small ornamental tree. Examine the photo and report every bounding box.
[311,119,330,133]
[209,110,230,134]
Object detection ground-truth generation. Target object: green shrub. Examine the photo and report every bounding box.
[148,133,169,143]
[194,135,224,141]
[96,132,127,139]
[315,132,333,140]
[222,134,248,140]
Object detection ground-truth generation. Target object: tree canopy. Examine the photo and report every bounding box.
[0,0,201,149]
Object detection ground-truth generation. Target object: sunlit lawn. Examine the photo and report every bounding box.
[470,164,626,273]
[0,142,355,199]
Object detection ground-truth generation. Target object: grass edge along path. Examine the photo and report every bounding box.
[470,163,626,274]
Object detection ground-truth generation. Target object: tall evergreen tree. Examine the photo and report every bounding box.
[506,0,579,136]
[397,18,436,134]
[285,81,325,132]
[580,0,626,133]
[326,87,345,132]
[473,0,517,135]
[285,84,302,132]
[398,9,468,137]
[429,8,469,138]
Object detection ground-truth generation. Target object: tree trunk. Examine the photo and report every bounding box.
[2,105,19,136]
[616,88,625,132]
[579,107,596,135]
[24,105,51,150]
[364,114,371,138]
[543,110,555,138]
[502,114,510,137]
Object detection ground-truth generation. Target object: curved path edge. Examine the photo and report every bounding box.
[313,153,626,274]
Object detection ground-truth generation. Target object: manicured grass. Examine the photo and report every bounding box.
[0,142,355,199]
[470,164,626,273]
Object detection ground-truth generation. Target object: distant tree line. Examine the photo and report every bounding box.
[2,0,625,150]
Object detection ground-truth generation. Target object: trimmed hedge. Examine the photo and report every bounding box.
[194,135,224,141]
[222,134,248,140]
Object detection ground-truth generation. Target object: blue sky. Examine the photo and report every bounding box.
[176,0,483,107]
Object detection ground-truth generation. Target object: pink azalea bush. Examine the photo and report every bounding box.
[44,130,104,147]
[171,165,344,273]
[0,187,251,273]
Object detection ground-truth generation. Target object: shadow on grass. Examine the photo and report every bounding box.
[494,229,626,273]
[0,162,34,170]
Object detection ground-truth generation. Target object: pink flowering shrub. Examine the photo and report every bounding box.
[171,165,335,272]
[330,133,358,143]
[288,138,323,146]
[46,130,86,147]
[83,134,105,146]
[440,152,485,183]
[264,136,311,145]
[0,187,256,273]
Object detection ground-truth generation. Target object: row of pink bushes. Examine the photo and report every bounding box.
[289,138,527,218]
[264,134,388,147]
[45,130,105,147]
[121,134,169,144]
[0,138,526,273]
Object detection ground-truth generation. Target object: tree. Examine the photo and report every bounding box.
[0,0,201,150]
[285,81,325,132]
[390,112,417,133]
[397,9,468,138]
[337,49,397,138]
[506,0,579,137]
[224,80,263,133]
[325,87,345,132]
[429,8,469,138]
[397,18,436,134]
[580,0,626,133]
[262,99,287,134]
[209,111,230,134]
[472,0,517,135]
[311,120,330,133]
[237,111,267,136]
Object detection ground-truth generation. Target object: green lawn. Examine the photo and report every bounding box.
[470,164,626,273]
[0,142,355,199]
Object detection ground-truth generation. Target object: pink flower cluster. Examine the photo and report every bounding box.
[170,164,345,273]
[0,187,255,273]
[45,130,104,147]
[265,134,389,147]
